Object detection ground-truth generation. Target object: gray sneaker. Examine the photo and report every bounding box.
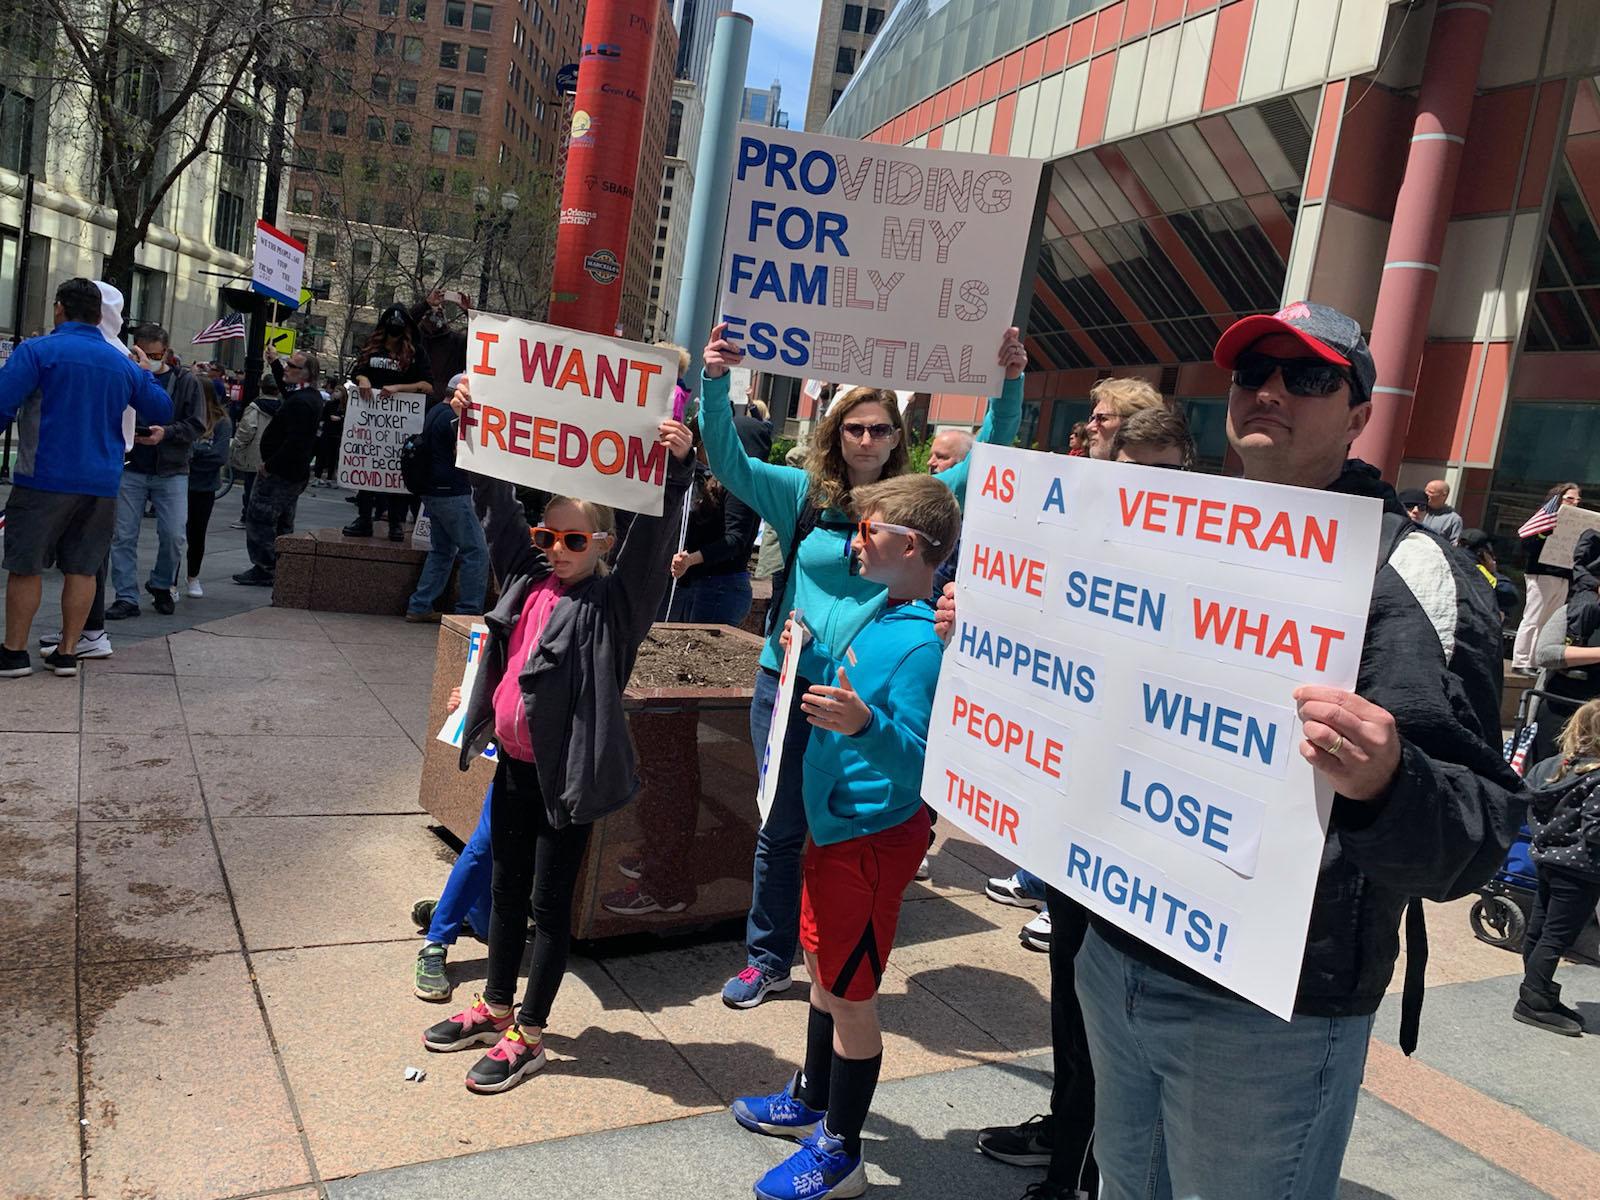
[415,942,451,1002]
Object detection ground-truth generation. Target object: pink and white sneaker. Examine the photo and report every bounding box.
[422,995,514,1052]
[465,1025,547,1094]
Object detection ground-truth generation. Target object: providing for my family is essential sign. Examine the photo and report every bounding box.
[719,125,1042,398]
[460,314,677,515]
[920,446,1383,1019]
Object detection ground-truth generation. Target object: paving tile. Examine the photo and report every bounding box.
[168,629,342,679]
[83,672,183,733]
[369,682,433,748]
[89,635,175,675]
[214,814,450,950]
[337,640,440,688]
[313,611,445,649]
[933,822,1022,884]
[80,732,206,821]
[1341,1092,1550,1200]
[0,820,76,969]
[81,953,312,1200]
[176,675,405,738]
[0,732,79,821]
[0,672,81,732]
[1388,895,1523,993]
[78,820,236,964]
[0,964,82,1200]
[195,607,333,642]
[255,940,721,1179]
[193,734,423,817]
[601,936,1009,1105]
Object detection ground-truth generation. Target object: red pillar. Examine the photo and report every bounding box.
[547,1,660,335]
[1351,0,1495,480]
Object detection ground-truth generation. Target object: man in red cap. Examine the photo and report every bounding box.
[1074,302,1523,1198]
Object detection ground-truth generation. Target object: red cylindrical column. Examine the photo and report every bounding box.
[1351,0,1496,480]
[547,1,660,335]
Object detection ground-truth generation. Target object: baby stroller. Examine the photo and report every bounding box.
[1469,676,1600,963]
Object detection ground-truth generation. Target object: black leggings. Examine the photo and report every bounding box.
[1523,865,1600,998]
[357,489,409,527]
[186,487,216,578]
[484,754,593,1028]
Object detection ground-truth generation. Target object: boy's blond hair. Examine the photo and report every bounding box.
[851,475,962,566]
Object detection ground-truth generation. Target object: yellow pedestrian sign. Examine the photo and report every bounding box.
[266,324,297,353]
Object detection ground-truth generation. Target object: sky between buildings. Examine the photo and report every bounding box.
[737,0,820,126]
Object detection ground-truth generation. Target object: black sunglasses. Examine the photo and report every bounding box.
[1232,352,1350,398]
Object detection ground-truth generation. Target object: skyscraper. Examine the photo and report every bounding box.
[672,0,718,87]
[741,79,785,128]
[804,0,901,131]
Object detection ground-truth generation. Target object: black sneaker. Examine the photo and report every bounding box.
[232,567,275,587]
[977,1113,1054,1167]
[0,647,33,678]
[146,583,176,615]
[41,650,78,677]
[1513,998,1584,1036]
[465,1026,547,1094]
[104,600,141,621]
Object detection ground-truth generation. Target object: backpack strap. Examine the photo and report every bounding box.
[763,499,854,636]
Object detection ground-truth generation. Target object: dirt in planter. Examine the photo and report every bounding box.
[631,625,764,690]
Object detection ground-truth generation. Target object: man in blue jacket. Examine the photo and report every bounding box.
[0,277,171,677]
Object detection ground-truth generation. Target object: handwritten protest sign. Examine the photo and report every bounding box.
[338,387,424,494]
[1539,505,1600,569]
[757,614,810,825]
[719,124,1042,398]
[461,314,677,515]
[437,622,492,752]
[921,447,1383,1018]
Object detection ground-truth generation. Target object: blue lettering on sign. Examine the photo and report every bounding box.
[1140,684,1277,766]
[736,137,838,195]
[747,201,850,255]
[1063,842,1233,963]
[721,317,810,367]
[1042,477,1067,515]
[729,254,829,305]
[1065,570,1165,630]
[957,619,1097,704]
[1117,770,1234,854]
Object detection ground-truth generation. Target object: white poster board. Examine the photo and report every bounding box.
[1538,505,1600,569]
[337,387,425,495]
[921,446,1384,1018]
[757,614,810,825]
[437,623,491,749]
[251,221,306,309]
[460,314,677,515]
[719,124,1043,397]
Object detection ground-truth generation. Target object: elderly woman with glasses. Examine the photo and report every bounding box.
[1085,376,1166,459]
[698,321,1028,1010]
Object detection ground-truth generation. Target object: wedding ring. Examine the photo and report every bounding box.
[1325,733,1344,757]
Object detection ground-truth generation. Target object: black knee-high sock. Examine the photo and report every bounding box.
[796,1005,834,1109]
[824,1050,882,1157]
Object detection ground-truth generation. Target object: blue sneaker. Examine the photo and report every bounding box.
[753,1125,866,1199]
[732,1072,824,1140]
[722,964,792,1009]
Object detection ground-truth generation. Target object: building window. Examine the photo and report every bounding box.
[451,168,473,195]
[456,129,477,156]
[291,188,314,213]
[403,36,424,63]
[378,0,398,13]
[435,84,456,110]
[370,73,391,101]
[393,119,413,145]
[465,45,487,73]
[295,146,316,170]
[865,6,884,35]
[445,0,464,25]
[366,115,386,140]
[665,99,683,158]
[374,30,395,56]
[471,4,492,30]
[431,125,451,153]
[299,105,322,132]
[335,26,357,52]
[427,166,446,191]
[353,238,374,269]
[360,155,381,182]
[328,109,349,136]
[461,87,482,115]
[397,78,418,105]
[314,232,337,259]
[842,4,861,32]
[384,201,405,225]
[331,67,354,94]
[835,47,855,75]
[324,151,345,175]
[408,0,427,19]
[440,41,459,68]
[219,105,252,172]
[213,190,247,255]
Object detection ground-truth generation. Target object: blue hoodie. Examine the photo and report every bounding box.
[801,599,943,847]
[0,322,173,497]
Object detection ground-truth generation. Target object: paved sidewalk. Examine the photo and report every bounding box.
[0,596,1596,1199]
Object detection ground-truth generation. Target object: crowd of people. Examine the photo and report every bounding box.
[6,275,1597,1200]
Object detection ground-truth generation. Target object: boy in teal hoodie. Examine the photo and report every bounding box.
[732,474,962,1200]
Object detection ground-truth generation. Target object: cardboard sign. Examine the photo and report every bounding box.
[460,313,677,515]
[718,124,1042,397]
[437,623,493,752]
[412,513,433,550]
[757,613,810,825]
[338,385,424,495]
[1538,505,1600,569]
[921,447,1384,1019]
[251,221,306,309]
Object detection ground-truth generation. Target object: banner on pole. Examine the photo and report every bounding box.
[251,221,306,309]
[718,124,1043,397]
[757,613,810,826]
[921,446,1384,1018]
[460,313,677,515]
[338,386,424,495]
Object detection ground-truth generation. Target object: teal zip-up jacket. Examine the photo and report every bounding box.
[700,370,1022,680]
[802,600,943,847]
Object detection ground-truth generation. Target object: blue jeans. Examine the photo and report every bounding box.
[426,783,494,946]
[409,492,489,616]
[745,663,813,976]
[660,571,753,626]
[111,472,188,603]
[1016,868,1049,909]
[1076,927,1374,1200]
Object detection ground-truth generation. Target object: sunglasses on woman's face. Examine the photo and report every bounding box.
[531,527,604,552]
[841,421,897,442]
[857,518,941,548]
[1231,352,1351,398]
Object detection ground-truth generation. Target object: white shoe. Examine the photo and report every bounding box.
[914,854,931,881]
[39,630,114,659]
[187,578,204,598]
[1020,910,1052,952]
[985,873,1045,910]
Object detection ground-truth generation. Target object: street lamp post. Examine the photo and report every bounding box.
[473,186,520,310]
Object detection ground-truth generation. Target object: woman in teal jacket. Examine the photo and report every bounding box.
[701,321,1027,1008]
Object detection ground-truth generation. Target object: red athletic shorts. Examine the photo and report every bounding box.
[799,807,932,1002]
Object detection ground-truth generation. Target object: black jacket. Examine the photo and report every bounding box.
[1099,460,1523,1022]
[128,367,207,476]
[680,466,759,582]
[1526,755,1600,881]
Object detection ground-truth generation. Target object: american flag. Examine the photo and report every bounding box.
[191,313,246,345]
[1518,494,1564,539]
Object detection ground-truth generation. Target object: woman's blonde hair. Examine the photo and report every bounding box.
[1554,699,1600,779]
[805,386,908,512]
[1089,376,1165,419]
[654,341,691,378]
[544,495,617,576]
